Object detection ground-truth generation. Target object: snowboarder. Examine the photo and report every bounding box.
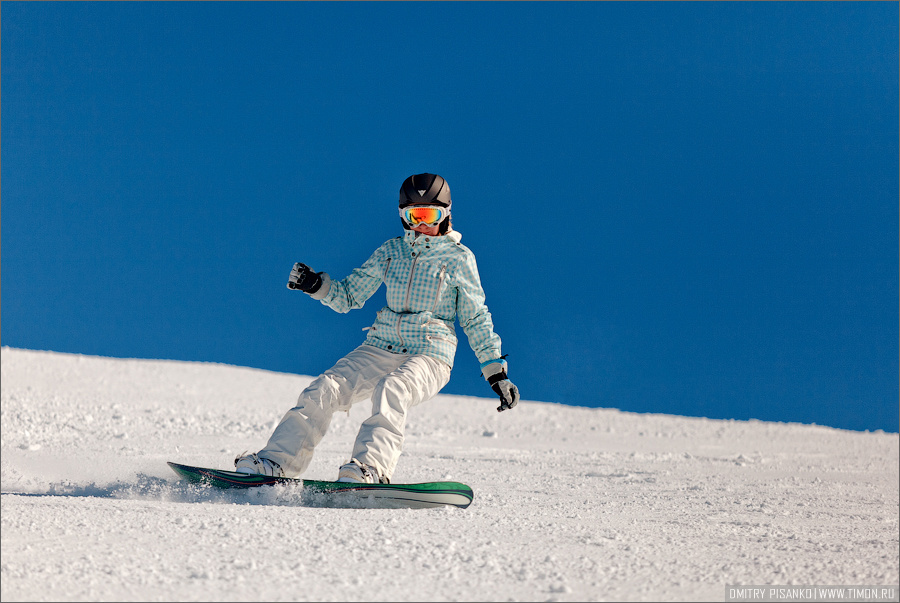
[235,173,519,484]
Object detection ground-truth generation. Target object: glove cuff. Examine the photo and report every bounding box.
[487,370,508,386]
[309,273,331,300]
[481,357,508,382]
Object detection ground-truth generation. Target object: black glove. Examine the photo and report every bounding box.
[488,372,519,412]
[287,262,323,294]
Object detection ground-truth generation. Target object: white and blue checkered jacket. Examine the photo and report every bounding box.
[312,230,503,370]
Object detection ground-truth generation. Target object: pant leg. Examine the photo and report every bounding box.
[258,345,402,477]
[351,354,451,480]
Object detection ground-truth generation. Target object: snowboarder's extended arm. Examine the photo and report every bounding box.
[454,253,519,412]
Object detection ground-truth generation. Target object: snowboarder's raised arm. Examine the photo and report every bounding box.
[287,244,389,314]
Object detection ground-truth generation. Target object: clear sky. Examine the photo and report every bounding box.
[2,2,897,433]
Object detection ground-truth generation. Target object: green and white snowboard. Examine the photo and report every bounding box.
[167,462,473,509]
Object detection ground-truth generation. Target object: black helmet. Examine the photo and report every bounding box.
[399,173,451,208]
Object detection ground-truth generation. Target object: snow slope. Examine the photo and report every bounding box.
[1,348,897,602]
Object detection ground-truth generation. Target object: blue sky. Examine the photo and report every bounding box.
[2,2,897,432]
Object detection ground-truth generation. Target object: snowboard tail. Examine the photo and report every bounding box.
[167,462,473,509]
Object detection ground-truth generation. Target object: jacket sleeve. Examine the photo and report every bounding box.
[453,251,503,365]
[317,243,387,314]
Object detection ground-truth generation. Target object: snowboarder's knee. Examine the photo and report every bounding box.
[296,373,352,413]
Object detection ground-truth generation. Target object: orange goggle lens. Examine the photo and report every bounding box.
[401,206,446,226]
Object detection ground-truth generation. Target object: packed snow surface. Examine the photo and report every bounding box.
[1,348,898,601]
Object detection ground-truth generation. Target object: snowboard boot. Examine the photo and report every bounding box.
[337,458,389,484]
[234,452,284,477]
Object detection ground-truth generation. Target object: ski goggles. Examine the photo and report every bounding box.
[400,205,448,227]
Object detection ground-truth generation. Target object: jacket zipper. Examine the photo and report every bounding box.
[430,264,447,313]
[404,254,419,311]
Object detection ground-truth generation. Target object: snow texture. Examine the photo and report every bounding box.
[1,348,898,601]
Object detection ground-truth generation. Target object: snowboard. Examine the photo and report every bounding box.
[167,462,473,509]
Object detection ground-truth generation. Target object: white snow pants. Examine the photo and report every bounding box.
[257,344,451,480]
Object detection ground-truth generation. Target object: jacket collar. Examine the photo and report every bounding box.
[403,229,462,246]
